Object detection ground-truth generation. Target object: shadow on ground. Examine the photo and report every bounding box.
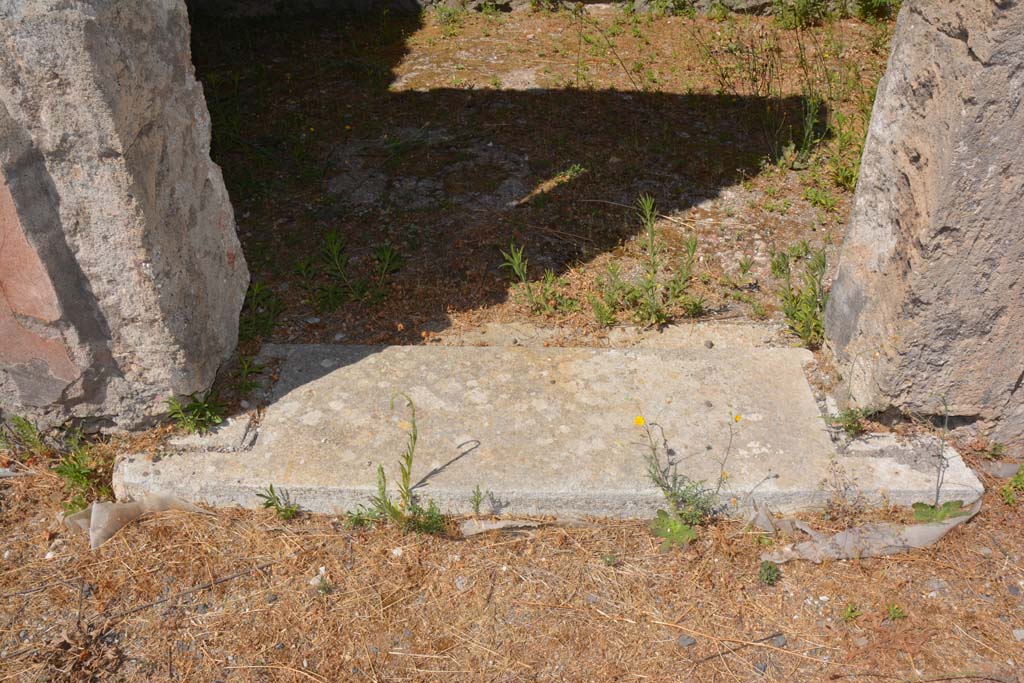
[188,7,826,354]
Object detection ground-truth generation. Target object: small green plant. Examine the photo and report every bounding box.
[985,442,1006,460]
[589,295,617,327]
[636,415,729,551]
[236,357,264,397]
[650,509,697,551]
[773,0,829,29]
[434,4,465,37]
[759,560,782,586]
[884,603,907,621]
[840,603,862,622]
[856,0,899,21]
[589,264,630,326]
[773,245,828,349]
[679,294,707,318]
[165,391,225,434]
[634,194,669,326]
[558,163,587,181]
[239,282,284,342]
[360,395,448,535]
[257,484,299,520]
[0,415,46,458]
[832,407,870,438]
[911,499,968,523]
[470,484,488,515]
[738,256,754,279]
[1000,469,1024,505]
[52,432,111,514]
[804,186,838,212]
[373,242,403,286]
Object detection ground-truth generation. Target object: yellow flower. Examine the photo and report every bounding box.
[634,415,645,427]
[734,414,741,423]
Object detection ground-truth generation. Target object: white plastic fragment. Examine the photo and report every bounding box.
[756,498,982,564]
[63,493,211,549]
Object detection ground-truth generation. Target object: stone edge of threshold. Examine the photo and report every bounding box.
[113,450,984,519]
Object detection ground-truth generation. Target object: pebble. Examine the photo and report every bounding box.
[195,604,209,615]
[454,576,469,591]
[677,635,697,648]
[1014,629,1024,642]
[391,547,404,558]
[979,546,993,558]
[305,317,321,325]
[334,332,346,341]
[704,340,714,349]
[1008,584,1020,597]
[769,634,787,648]
[754,662,768,675]
[266,593,279,604]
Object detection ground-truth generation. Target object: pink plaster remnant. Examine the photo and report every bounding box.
[0,173,77,383]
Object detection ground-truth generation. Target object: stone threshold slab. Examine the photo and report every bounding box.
[114,344,983,518]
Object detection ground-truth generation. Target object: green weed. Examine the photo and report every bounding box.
[840,603,862,622]
[773,245,828,349]
[759,560,782,585]
[1000,469,1024,505]
[434,4,465,38]
[236,357,264,397]
[239,282,284,342]
[885,603,907,621]
[257,484,299,520]
[804,186,838,212]
[856,0,900,21]
[832,407,870,438]
[637,416,728,551]
[165,391,225,434]
[0,416,46,458]
[354,395,448,535]
[650,509,697,551]
[634,195,669,325]
[52,432,112,514]
[774,0,830,29]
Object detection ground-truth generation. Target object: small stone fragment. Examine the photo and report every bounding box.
[677,635,697,648]
[769,634,787,648]
[1014,629,1024,642]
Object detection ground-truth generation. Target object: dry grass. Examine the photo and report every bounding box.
[2,440,1021,682]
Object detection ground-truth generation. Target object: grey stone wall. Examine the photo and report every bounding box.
[826,0,1024,447]
[0,0,248,430]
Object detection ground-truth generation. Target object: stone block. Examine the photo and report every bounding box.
[0,0,248,429]
[826,1,1024,448]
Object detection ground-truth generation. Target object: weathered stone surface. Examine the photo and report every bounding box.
[826,1,1024,448]
[0,0,248,429]
[114,343,982,516]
